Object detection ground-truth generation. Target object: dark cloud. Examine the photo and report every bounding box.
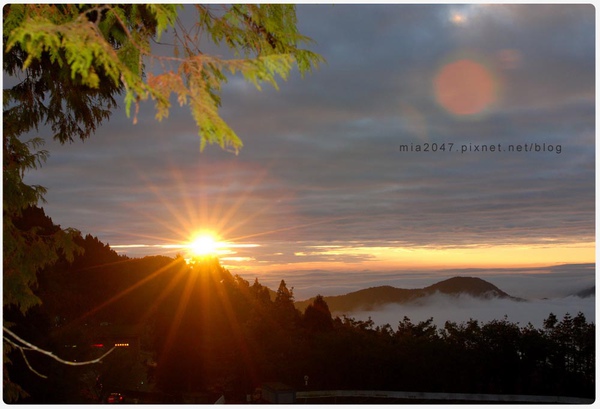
[19,5,594,270]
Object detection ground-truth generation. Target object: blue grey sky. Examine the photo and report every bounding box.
[19,4,595,277]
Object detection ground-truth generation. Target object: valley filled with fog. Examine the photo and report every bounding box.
[246,263,595,328]
[349,292,595,329]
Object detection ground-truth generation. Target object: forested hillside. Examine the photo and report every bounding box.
[294,276,520,313]
[4,208,595,403]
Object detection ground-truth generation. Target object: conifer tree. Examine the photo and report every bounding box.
[303,295,333,332]
[274,279,299,324]
[3,5,321,401]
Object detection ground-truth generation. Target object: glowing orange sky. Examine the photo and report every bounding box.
[217,241,595,273]
[22,5,594,279]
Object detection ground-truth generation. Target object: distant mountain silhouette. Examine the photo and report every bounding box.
[295,276,521,313]
[573,286,595,298]
[423,276,513,298]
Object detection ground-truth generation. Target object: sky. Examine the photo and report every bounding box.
[19,4,595,292]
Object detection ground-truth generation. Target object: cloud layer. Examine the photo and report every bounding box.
[349,293,595,329]
[248,262,595,301]
[19,5,594,271]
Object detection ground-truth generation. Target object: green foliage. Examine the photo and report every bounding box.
[5,4,322,153]
[3,9,125,321]
[3,3,322,312]
[2,137,83,316]
[2,207,83,401]
[3,6,321,400]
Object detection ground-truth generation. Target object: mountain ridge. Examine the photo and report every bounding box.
[574,286,595,298]
[294,276,523,313]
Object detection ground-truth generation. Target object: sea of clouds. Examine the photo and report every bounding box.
[242,263,595,328]
[349,293,595,329]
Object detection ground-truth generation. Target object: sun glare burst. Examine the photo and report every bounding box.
[188,233,221,257]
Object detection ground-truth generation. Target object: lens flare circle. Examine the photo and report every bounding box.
[434,59,497,116]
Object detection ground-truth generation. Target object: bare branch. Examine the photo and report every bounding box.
[19,348,48,379]
[3,326,117,369]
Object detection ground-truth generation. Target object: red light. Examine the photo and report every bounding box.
[91,343,104,348]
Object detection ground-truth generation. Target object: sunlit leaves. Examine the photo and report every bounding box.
[8,14,114,87]
[3,5,322,401]
[5,4,323,153]
[2,3,322,318]
[145,4,180,41]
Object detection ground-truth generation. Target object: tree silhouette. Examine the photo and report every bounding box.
[3,6,321,401]
[4,216,595,402]
[303,295,333,333]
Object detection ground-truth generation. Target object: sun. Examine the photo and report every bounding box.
[188,233,221,258]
